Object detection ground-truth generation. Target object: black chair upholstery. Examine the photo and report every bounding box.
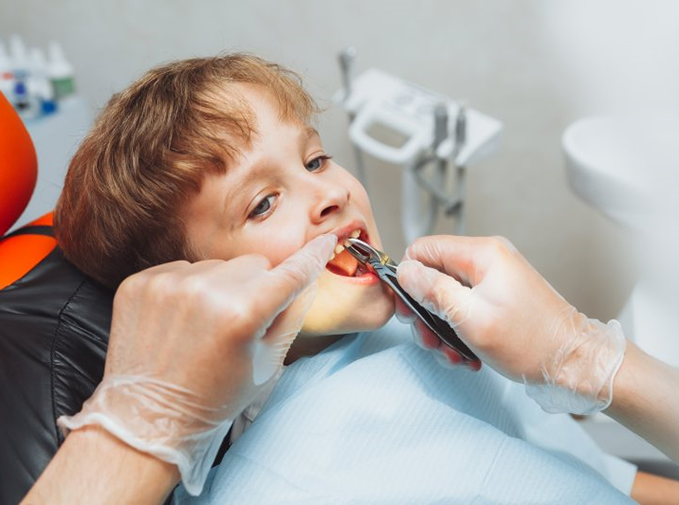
[0,237,113,504]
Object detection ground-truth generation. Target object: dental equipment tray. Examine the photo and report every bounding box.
[334,68,503,166]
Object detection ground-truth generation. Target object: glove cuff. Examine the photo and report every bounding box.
[58,375,234,496]
[525,317,627,415]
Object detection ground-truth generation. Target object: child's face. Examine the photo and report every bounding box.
[184,85,395,341]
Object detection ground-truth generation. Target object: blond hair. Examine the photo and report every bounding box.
[55,54,319,287]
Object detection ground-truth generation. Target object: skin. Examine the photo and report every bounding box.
[184,84,395,360]
[22,426,179,504]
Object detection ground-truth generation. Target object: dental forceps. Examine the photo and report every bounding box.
[345,238,480,364]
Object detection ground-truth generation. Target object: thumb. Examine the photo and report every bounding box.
[253,234,337,321]
[397,259,474,328]
[251,282,318,386]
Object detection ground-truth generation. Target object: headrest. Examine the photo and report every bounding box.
[0,92,38,237]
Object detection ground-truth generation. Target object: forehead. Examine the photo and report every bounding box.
[221,81,311,126]
[218,83,318,151]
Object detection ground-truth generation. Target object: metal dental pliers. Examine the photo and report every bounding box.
[345,238,480,364]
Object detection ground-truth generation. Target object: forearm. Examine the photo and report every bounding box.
[22,425,179,504]
[605,342,679,464]
[631,471,679,505]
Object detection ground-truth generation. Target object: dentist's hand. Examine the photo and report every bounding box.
[396,235,626,415]
[51,234,337,498]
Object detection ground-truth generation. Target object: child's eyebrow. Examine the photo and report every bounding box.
[304,126,320,139]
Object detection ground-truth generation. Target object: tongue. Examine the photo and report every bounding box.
[326,248,359,277]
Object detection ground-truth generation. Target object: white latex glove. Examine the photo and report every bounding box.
[58,234,337,496]
[396,235,626,415]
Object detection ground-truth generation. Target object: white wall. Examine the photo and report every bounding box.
[3,0,676,320]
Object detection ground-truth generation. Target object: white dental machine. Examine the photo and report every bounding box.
[334,48,503,242]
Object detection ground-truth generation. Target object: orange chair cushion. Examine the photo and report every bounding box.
[0,212,56,290]
[0,92,38,237]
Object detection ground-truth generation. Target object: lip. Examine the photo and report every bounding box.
[322,219,381,285]
[328,219,370,246]
[325,266,380,285]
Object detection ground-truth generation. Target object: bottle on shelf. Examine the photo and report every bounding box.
[28,48,57,115]
[0,35,75,118]
[47,41,75,100]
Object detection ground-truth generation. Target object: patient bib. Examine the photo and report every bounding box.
[175,318,633,504]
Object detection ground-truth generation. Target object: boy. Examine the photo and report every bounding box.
[56,54,394,363]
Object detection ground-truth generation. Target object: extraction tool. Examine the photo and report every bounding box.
[345,237,480,364]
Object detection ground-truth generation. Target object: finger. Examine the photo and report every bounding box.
[137,259,192,275]
[439,345,464,366]
[414,319,441,349]
[188,255,271,286]
[251,234,337,323]
[404,235,493,286]
[467,359,482,372]
[432,347,458,370]
[397,260,472,326]
[252,283,318,385]
[119,260,192,288]
[394,297,417,323]
[274,234,337,283]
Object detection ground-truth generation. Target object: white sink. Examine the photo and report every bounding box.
[562,115,679,229]
[562,113,679,365]
[563,115,679,464]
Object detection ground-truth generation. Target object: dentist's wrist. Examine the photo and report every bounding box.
[525,313,627,415]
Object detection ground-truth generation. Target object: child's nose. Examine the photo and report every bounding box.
[310,183,350,223]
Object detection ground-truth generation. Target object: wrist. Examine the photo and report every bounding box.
[555,316,626,400]
[24,425,179,504]
[526,315,627,415]
[57,375,235,496]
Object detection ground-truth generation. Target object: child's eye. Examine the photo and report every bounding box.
[248,194,278,219]
[305,155,332,172]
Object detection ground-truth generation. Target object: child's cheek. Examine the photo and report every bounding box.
[248,231,307,267]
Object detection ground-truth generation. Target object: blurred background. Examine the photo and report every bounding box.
[2,0,678,323]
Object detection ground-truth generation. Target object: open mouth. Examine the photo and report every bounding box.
[325,228,374,279]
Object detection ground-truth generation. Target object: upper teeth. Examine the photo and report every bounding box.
[330,229,362,259]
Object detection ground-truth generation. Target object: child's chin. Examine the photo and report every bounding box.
[299,271,396,337]
[300,298,395,337]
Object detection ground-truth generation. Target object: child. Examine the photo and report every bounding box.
[55,55,670,503]
[56,54,394,364]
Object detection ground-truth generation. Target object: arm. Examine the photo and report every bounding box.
[23,426,178,505]
[631,470,679,505]
[607,342,679,463]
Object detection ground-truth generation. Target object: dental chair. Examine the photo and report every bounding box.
[0,92,232,504]
[0,91,114,504]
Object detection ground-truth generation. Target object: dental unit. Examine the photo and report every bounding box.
[335,48,504,242]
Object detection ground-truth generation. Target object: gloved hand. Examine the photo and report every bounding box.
[396,235,627,416]
[58,234,337,496]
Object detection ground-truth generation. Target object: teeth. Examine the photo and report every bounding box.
[329,230,362,259]
[329,251,336,261]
